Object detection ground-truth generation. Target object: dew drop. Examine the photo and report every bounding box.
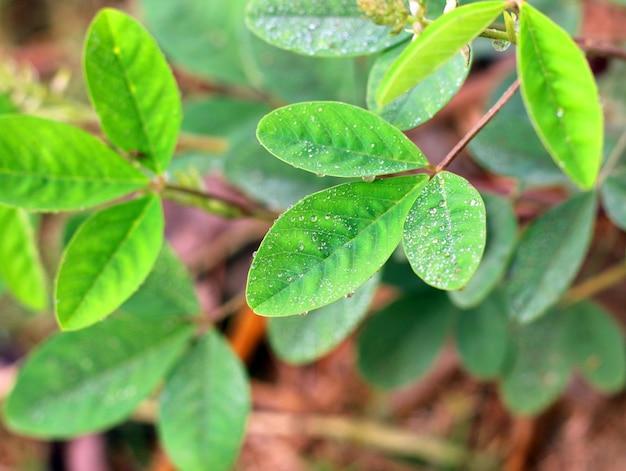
[491,39,511,52]
[362,175,376,183]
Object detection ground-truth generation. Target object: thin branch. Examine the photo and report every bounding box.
[575,37,626,62]
[564,262,626,306]
[436,78,520,172]
[597,126,626,187]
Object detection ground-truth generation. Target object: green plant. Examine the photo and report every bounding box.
[1,0,626,470]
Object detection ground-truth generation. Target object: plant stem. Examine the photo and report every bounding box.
[575,37,626,62]
[177,132,229,154]
[436,78,520,172]
[564,262,626,305]
[597,126,626,187]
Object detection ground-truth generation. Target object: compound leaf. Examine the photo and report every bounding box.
[84,8,182,173]
[4,310,194,437]
[159,330,250,471]
[517,3,603,189]
[257,102,428,178]
[56,196,164,331]
[268,275,379,364]
[357,293,456,389]
[560,302,626,393]
[403,172,486,290]
[247,175,429,316]
[245,0,409,57]
[376,1,507,105]
[0,205,47,311]
[506,191,596,323]
[0,116,149,211]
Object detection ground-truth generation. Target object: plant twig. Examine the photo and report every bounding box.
[597,126,626,186]
[575,37,626,62]
[436,78,520,172]
[564,261,626,305]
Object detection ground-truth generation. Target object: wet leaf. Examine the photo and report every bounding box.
[518,3,603,189]
[506,191,596,323]
[4,310,194,437]
[256,101,428,178]
[159,330,250,471]
[246,175,429,316]
[245,0,409,57]
[268,275,379,364]
[403,172,486,290]
[367,46,469,131]
[560,302,626,393]
[376,1,507,105]
[357,293,456,388]
[449,193,517,308]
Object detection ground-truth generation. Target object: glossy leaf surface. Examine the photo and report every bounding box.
[245,0,409,57]
[560,302,626,393]
[247,175,429,316]
[84,8,181,173]
[4,310,193,437]
[367,46,469,131]
[449,193,517,308]
[517,3,602,189]
[403,172,486,290]
[159,330,250,471]
[455,290,510,379]
[506,192,596,323]
[357,293,456,388]
[121,243,200,318]
[501,309,571,415]
[268,275,379,364]
[56,196,164,330]
[257,102,428,178]
[0,116,149,211]
[0,205,47,311]
[376,1,507,105]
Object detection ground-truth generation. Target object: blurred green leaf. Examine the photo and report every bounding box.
[560,302,626,393]
[403,172,486,290]
[4,310,194,437]
[376,1,506,105]
[159,330,250,471]
[84,8,181,174]
[506,191,596,323]
[601,170,626,230]
[501,308,571,415]
[268,275,379,364]
[367,46,469,131]
[357,293,456,388]
[182,98,270,138]
[518,4,602,189]
[455,290,510,379]
[0,116,149,211]
[56,196,164,330]
[449,193,517,308]
[257,102,428,178]
[245,0,409,57]
[247,175,429,316]
[0,205,47,311]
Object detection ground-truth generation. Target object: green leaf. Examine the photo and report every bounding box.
[501,308,571,415]
[517,3,603,189]
[245,0,409,57]
[247,175,429,316]
[84,8,182,174]
[601,169,626,230]
[357,293,456,389]
[367,46,469,131]
[455,290,510,379]
[268,275,379,364]
[376,1,507,105]
[403,172,486,290]
[560,302,626,393]
[121,243,200,318]
[256,102,428,178]
[449,193,517,308]
[0,116,149,211]
[4,310,194,437]
[55,196,164,331]
[0,205,47,311]
[182,98,270,139]
[506,191,596,323]
[159,330,250,471]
